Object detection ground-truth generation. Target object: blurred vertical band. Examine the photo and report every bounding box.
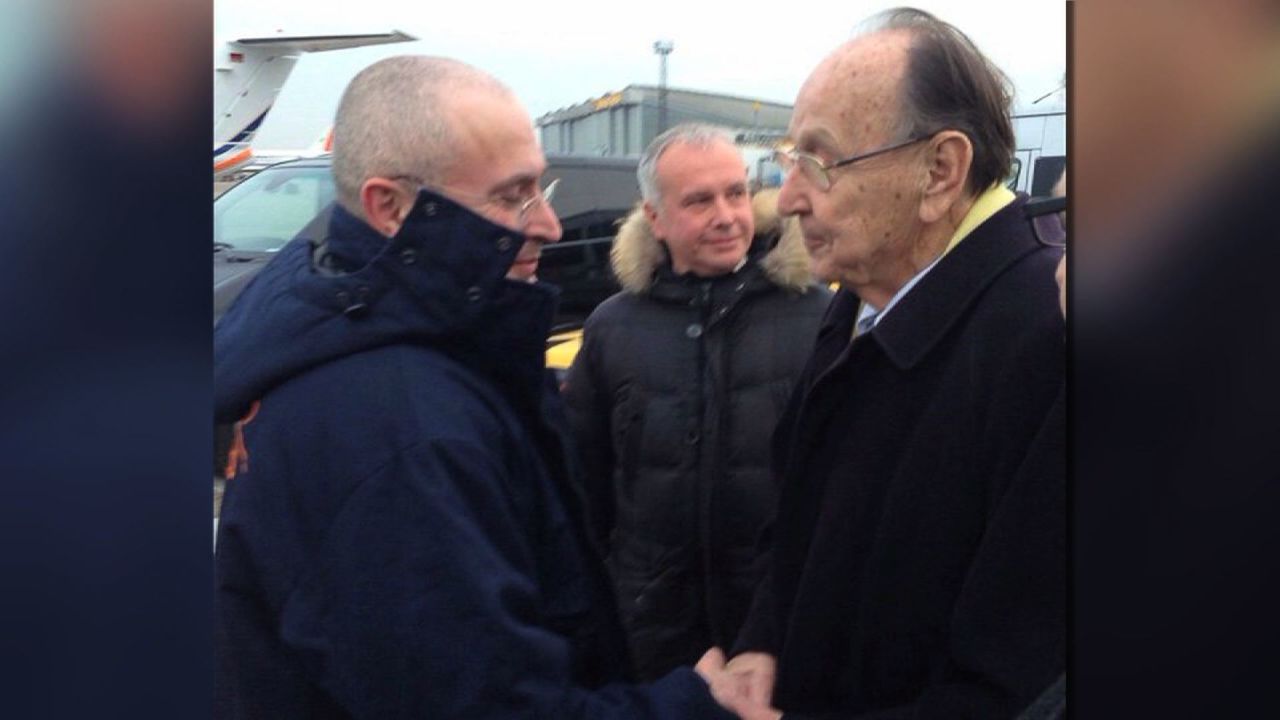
[1073,1,1280,717]
[0,1,212,718]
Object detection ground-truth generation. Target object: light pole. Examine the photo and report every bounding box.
[653,40,674,134]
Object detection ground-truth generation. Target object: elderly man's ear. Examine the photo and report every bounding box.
[918,131,973,224]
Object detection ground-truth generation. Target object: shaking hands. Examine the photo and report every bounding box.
[695,647,782,720]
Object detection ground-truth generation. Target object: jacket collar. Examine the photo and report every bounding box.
[865,194,1047,370]
[214,188,558,422]
[305,189,539,328]
[648,237,774,300]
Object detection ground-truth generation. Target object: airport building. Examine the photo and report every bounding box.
[536,85,793,186]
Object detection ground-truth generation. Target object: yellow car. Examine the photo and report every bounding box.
[545,328,584,380]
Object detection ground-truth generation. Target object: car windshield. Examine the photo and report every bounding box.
[214,164,335,252]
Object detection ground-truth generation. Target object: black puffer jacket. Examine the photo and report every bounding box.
[563,190,831,680]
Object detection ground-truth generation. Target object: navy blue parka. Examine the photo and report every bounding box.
[213,190,729,719]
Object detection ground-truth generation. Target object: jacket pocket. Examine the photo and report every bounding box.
[611,557,700,678]
[609,545,690,629]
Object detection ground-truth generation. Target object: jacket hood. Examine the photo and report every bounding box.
[610,188,814,293]
[213,189,558,423]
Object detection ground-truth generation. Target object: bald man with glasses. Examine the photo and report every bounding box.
[213,56,737,720]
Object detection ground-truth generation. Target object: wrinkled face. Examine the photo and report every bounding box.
[777,32,928,291]
[441,89,563,282]
[646,139,754,277]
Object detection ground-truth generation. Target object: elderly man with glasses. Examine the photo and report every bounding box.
[213,56,738,719]
[701,8,1066,720]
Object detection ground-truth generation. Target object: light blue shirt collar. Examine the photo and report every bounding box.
[856,252,946,334]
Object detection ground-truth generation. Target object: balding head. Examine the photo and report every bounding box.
[331,56,514,214]
[776,9,1014,305]
[855,8,1015,196]
[799,30,915,157]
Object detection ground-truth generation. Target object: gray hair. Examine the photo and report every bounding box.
[330,55,511,214]
[855,8,1015,195]
[637,123,739,203]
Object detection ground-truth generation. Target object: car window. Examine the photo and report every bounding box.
[1031,156,1066,197]
[1005,157,1022,191]
[214,165,335,252]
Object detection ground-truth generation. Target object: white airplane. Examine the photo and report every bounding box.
[213,30,415,177]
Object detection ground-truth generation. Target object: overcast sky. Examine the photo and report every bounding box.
[216,0,1066,150]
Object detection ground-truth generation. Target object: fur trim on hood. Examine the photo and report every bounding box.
[610,188,815,294]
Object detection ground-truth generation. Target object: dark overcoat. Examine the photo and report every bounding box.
[736,195,1066,719]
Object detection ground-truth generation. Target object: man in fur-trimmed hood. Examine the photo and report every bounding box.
[610,181,817,296]
[562,124,831,681]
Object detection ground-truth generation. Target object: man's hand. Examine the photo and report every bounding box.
[725,651,777,707]
[696,648,782,720]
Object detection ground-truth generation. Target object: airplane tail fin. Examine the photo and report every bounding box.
[213,30,413,178]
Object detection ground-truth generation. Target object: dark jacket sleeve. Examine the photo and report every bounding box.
[781,386,1066,720]
[561,320,617,549]
[277,438,728,719]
